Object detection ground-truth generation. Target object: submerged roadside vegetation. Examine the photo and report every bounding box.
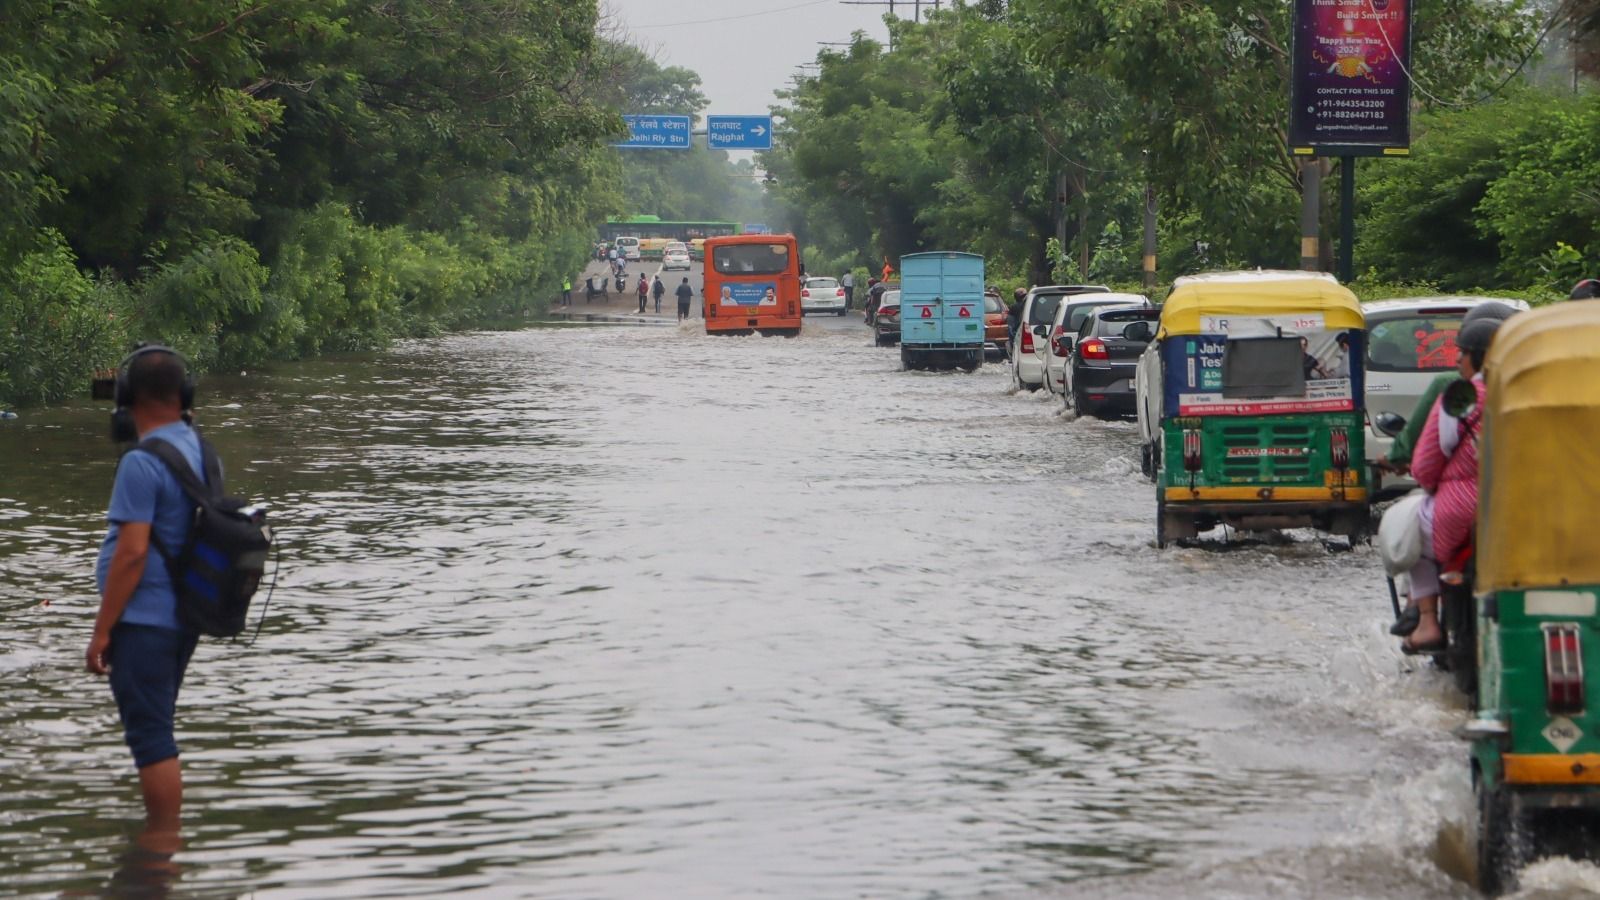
[0,1,758,409]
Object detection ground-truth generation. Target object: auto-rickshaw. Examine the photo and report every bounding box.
[1462,302,1600,894]
[1134,272,1369,546]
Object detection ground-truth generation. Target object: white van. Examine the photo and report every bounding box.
[613,236,641,262]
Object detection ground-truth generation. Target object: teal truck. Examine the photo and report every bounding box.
[898,252,985,372]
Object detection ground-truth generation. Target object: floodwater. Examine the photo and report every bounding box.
[2,321,1597,898]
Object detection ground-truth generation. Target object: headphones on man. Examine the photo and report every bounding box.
[107,344,196,443]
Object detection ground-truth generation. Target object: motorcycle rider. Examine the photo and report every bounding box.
[1006,287,1027,348]
[1400,308,1514,653]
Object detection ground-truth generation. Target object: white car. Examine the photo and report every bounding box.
[1363,296,1529,498]
[801,277,848,315]
[614,236,641,262]
[1041,293,1151,397]
[1009,285,1110,391]
[662,242,692,271]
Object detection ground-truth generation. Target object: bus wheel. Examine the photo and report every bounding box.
[1477,785,1520,896]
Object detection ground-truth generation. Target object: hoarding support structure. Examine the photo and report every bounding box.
[1337,156,1355,283]
[1300,158,1321,271]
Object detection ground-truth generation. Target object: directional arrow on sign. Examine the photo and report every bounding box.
[751,125,766,137]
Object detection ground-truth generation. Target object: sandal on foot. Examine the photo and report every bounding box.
[1389,606,1422,637]
[1402,637,1447,655]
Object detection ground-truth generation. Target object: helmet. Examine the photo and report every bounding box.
[1012,287,1027,301]
[1571,278,1600,301]
[1456,316,1505,354]
[1460,301,1519,327]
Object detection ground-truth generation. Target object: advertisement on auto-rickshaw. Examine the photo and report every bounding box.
[1160,315,1364,416]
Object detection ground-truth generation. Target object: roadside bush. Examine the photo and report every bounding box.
[0,231,130,408]
[137,237,273,369]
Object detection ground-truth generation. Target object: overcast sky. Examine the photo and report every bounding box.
[602,0,905,118]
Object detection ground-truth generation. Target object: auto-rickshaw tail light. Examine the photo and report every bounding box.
[1330,427,1350,470]
[1543,623,1585,715]
[1182,430,1203,472]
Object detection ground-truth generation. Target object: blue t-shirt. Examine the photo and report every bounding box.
[95,421,205,631]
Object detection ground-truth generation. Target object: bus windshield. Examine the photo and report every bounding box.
[713,243,790,275]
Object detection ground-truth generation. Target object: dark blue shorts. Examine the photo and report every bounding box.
[108,623,199,769]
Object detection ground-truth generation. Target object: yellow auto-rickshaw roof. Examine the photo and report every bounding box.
[1159,271,1364,337]
[1479,302,1600,592]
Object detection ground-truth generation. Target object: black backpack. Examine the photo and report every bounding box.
[138,436,272,638]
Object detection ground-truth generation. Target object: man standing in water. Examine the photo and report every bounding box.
[841,270,855,310]
[86,348,205,850]
[675,277,694,321]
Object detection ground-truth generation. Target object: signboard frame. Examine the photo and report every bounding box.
[1288,0,1413,158]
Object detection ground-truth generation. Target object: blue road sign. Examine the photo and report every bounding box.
[706,115,773,150]
[615,115,692,149]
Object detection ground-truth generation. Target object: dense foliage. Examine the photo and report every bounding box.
[0,2,757,408]
[763,0,1590,296]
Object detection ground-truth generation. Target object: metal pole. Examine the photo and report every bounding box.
[1299,157,1321,271]
[1337,155,1355,283]
[1142,183,1157,289]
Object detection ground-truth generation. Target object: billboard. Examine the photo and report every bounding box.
[1289,0,1412,156]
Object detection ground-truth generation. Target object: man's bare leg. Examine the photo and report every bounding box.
[138,757,183,832]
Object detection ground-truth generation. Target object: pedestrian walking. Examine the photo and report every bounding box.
[882,256,894,283]
[675,277,694,321]
[86,347,208,849]
[841,270,855,310]
[651,275,665,314]
[636,274,649,314]
[562,278,572,307]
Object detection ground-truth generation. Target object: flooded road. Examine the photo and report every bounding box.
[2,321,1589,897]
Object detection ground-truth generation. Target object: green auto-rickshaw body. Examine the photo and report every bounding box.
[1136,272,1370,545]
[1467,301,1600,893]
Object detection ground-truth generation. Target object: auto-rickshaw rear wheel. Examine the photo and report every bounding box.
[1476,783,1522,896]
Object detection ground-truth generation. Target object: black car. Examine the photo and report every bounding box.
[1063,305,1159,418]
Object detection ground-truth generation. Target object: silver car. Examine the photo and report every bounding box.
[1363,296,1529,497]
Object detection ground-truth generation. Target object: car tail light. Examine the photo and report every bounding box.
[1182,429,1203,472]
[1080,338,1109,361]
[1544,623,1585,714]
[1021,329,1035,354]
[1330,426,1350,470]
[802,289,810,298]
[836,289,844,297]
[882,306,898,317]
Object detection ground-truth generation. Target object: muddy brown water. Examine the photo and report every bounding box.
[3,322,1594,897]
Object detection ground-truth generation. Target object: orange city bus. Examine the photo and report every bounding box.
[703,234,803,336]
